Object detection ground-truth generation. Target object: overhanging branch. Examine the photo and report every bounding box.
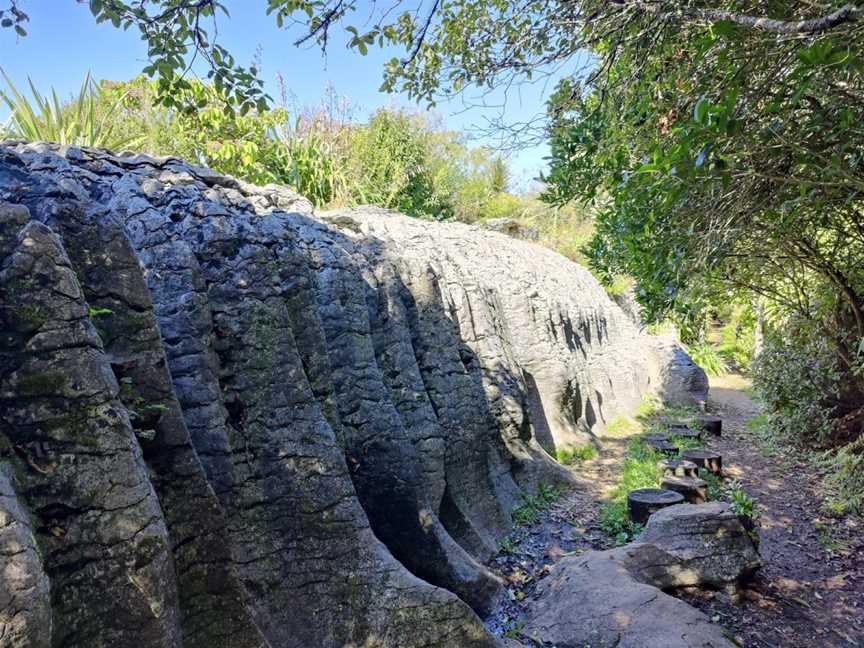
[622,1,864,34]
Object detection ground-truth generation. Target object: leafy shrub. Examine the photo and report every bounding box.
[697,468,724,501]
[1,70,143,150]
[497,537,519,555]
[727,481,760,522]
[824,437,864,514]
[716,303,757,372]
[668,434,703,451]
[599,501,642,545]
[752,332,838,446]
[686,342,728,377]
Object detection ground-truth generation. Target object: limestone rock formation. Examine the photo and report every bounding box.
[0,142,707,647]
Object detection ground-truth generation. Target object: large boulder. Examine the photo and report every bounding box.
[632,502,761,589]
[0,142,707,647]
[524,551,736,648]
[524,503,759,647]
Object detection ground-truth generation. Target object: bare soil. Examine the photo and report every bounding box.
[680,374,864,648]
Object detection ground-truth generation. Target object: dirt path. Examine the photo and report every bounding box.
[487,374,864,646]
[683,374,864,648]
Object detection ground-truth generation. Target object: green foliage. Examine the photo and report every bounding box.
[511,483,561,527]
[87,306,114,318]
[687,342,728,377]
[1,70,143,150]
[824,436,864,514]
[728,481,760,522]
[555,444,597,465]
[752,328,840,446]
[668,434,703,452]
[33,76,525,222]
[599,501,642,545]
[502,620,525,640]
[715,302,757,372]
[605,415,642,438]
[350,109,449,218]
[536,2,864,474]
[698,468,724,502]
[497,536,519,555]
[87,1,268,114]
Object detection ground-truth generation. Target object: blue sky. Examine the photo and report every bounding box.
[0,1,585,188]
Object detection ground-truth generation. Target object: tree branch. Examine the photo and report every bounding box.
[623,1,864,34]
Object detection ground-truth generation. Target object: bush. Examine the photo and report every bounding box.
[686,342,728,377]
[599,501,642,544]
[716,303,757,372]
[1,71,144,151]
[824,437,864,514]
[752,332,838,446]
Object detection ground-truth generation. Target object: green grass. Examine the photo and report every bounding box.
[746,413,782,456]
[503,620,525,639]
[597,439,663,542]
[597,402,722,544]
[599,501,643,544]
[605,415,643,438]
[497,537,519,555]
[669,434,704,451]
[511,483,562,527]
[555,444,598,465]
[636,393,663,419]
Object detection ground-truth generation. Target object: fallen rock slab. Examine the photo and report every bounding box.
[524,550,736,648]
[524,502,759,648]
[633,502,761,590]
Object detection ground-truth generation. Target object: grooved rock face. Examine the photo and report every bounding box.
[0,142,707,647]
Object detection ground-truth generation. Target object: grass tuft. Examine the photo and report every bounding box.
[555,444,597,465]
[511,483,562,527]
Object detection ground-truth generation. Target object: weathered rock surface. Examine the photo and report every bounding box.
[524,550,736,648]
[0,142,707,647]
[524,502,759,647]
[633,502,761,589]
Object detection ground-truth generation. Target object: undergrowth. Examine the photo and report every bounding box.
[687,342,728,377]
[598,401,714,544]
[555,444,597,465]
[598,439,662,544]
[512,483,562,526]
[605,415,642,438]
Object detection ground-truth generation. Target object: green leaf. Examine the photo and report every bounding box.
[693,98,710,125]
